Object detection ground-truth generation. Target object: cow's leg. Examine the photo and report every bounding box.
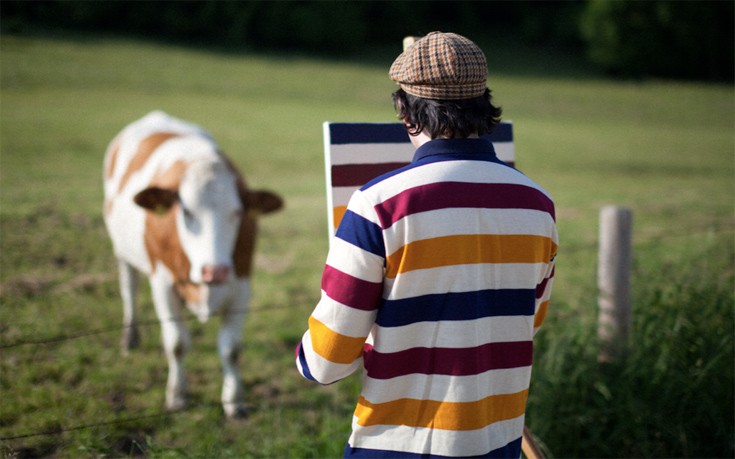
[150,273,190,412]
[118,259,140,354]
[218,282,250,418]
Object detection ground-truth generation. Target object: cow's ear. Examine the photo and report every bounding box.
[245,190,283,216]
[134,187,179,214]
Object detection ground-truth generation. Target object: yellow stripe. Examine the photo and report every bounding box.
[333,206,347,230]
[534,300,549,328]
[386,234,557,279]
[308,316,365,364]
[355,389,529,430]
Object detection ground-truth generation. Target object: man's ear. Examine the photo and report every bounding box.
[244,189,284,217]
[133,187,179,214]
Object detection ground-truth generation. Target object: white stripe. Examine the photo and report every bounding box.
[311,295,377,339]
[384,207,556,254]
[343,190,383,226]
[371,316,533,353]
[495,141,515,163]
[360,367,532,404]
[332,186,357,208]
[326,237,385,283]
[384,263,548,300]
[328,141,513,166]
[328,143,415,165]
[361,160,550,205]
[349,414,525,457]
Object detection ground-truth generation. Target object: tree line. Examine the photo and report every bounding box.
[3,0,732,81]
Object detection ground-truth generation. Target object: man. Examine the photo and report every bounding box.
[296,32,557,458]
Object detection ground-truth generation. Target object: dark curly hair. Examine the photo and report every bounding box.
[392,88,502,139]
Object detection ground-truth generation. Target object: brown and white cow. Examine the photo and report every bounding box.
[103,111,282,417]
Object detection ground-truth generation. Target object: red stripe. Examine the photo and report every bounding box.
[374,182,555,228]
[363,341,533,379]
[321,265,382,311]
[536,266,555,299]
[331,163,410,187]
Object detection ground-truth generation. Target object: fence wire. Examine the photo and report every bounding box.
[0,303,298,351]
[1,410,178,441]
[1,224,732,444]
[4,223,731,349]
[0,302,301,444]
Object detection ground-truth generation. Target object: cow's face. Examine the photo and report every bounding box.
[133,158,282,319]
[176,160,242,285]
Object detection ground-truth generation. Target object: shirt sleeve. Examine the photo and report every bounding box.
[533,218,558,335]
[296,191,385,384]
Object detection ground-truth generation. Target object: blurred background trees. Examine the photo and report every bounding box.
[2,0,732,81]
[580,0,733,80]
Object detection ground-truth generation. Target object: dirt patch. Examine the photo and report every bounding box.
[53,273,116,294]
[0,275,56,298]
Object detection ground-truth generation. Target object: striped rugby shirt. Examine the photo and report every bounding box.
[297,137,557,458]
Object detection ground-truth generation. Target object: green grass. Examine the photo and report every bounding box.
[531,236,734,458]
[1,32,733,458]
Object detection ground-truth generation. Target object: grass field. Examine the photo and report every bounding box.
[1,32,733,458]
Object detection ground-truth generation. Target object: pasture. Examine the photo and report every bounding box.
[1,32,733,458]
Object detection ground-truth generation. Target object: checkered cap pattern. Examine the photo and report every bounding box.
[389,32,487,100]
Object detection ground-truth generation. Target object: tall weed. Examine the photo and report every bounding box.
[530,236,734,458]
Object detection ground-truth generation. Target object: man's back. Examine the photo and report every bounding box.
[297,32,557,459]
[316,137,557,457]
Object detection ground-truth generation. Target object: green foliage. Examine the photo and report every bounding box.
[581,0,734,80]
[4,0,733,81]
[0,0,453,54]
[530,237,735,457]
[1,33,733,457]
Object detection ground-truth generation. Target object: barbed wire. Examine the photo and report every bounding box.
[0,409,180,441]
[1,225,732,447]
[1,321,156,350]
[2,225,732,351]
[0,392,344,444]
[0,305,306,443]
[0,361,330,444]
[0,303,300,351]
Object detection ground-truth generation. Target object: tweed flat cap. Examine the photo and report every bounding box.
[389,32,487,100]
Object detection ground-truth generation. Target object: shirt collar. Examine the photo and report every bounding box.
[412,137,497,163]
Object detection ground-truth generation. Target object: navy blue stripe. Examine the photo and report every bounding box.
[329,122,513,145]
[376,289,535,328]
[329,123,410,144]
[297,342,317,382]
[344,437,522,458]
[412,138,497,162]
[335,209,386,258]
[488,121,513,143]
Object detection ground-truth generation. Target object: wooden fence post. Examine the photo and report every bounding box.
[597,206,633,362]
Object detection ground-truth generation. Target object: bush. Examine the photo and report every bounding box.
[5,0,733,81]
[530,238,735,457]
[580,0,734,80]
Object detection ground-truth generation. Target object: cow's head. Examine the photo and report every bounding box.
[133,157,282,319]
